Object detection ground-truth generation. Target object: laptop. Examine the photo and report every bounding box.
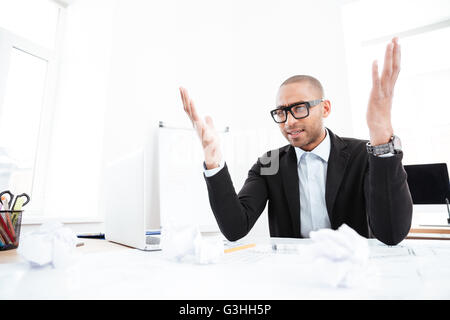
[404,163,449,205]
[104,148,161,251]
[404,163,450,227]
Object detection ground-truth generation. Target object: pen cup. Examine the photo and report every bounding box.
[0,210,23,251]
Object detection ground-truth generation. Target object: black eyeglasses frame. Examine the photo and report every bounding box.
[270,99,324,123]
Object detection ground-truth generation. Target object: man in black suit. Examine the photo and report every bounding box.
[179,37,412,245]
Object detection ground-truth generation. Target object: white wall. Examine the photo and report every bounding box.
[44,0,115,221]
[342,0,450,164]
[102,0,351,236]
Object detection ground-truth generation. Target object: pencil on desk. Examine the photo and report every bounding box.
[224,243,256,253]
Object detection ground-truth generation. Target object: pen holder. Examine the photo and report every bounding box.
[0,210,23,251]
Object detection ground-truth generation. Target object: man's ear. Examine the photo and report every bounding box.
[322,100,331,118]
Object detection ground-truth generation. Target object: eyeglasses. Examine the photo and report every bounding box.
[270,99,324,123]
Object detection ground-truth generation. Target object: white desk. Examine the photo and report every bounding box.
[1,237,450,299]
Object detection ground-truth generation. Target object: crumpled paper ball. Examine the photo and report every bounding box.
[305,224,370,288]
[160,221,224,264]
[17,221,78,268]
[194,234,224,264]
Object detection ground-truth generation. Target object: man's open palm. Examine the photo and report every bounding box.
[179,87,222,169]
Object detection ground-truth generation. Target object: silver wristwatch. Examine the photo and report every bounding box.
[366,135,402,156]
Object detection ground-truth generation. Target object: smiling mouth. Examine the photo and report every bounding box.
[286,129,305,138]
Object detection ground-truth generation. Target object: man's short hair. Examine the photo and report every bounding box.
[280,75,324,97]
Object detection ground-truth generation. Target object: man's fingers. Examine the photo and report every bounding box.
[180,87,191,116]
[392,37,401,70]
[189,98,200,123]
[372,60,380,88]
[205,116,215,129]
[180,87,188,114]
[381,41,394,81]
[391,37,401,84]
[180,87,201,125]
[179,88,219,153]
[179,88,219,156]
[183,87,193,119]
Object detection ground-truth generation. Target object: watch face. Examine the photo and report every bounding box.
[366,136,402,155]
[392,135,402,151]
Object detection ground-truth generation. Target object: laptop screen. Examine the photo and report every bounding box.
[404,163,450,205]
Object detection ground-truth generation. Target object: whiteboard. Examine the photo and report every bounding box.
[158,123,229,232]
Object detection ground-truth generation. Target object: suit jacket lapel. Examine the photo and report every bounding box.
[280,146,301,237]
[325,129,350,227]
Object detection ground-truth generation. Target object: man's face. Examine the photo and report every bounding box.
[275,81,330,151]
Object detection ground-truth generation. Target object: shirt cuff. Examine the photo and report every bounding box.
[203,159,225,177]
[376,152,395,158]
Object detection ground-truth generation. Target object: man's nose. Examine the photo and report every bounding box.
[285,111,297,127]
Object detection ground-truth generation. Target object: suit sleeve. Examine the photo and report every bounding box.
[204,161,268,241]
[364,151,413,245]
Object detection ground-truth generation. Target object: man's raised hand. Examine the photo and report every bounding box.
[366,37,401,146]
[179,87,222,169]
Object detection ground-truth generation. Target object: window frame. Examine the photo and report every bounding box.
[0,5,67,223]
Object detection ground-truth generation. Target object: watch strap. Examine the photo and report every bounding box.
[366,136,400,156]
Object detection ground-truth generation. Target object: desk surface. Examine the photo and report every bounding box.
[1,237,450,299]
[0,238,129,264]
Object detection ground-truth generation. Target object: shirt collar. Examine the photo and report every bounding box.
[294,128,331,164]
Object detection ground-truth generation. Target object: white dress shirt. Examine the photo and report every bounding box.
[294,129,331,237]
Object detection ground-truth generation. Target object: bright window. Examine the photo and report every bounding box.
[0,48,48,194]
[0,0,59,49]
[0,0,63,216]
[341,0,450,166]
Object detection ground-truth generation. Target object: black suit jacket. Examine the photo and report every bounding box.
[204,128,413,245]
